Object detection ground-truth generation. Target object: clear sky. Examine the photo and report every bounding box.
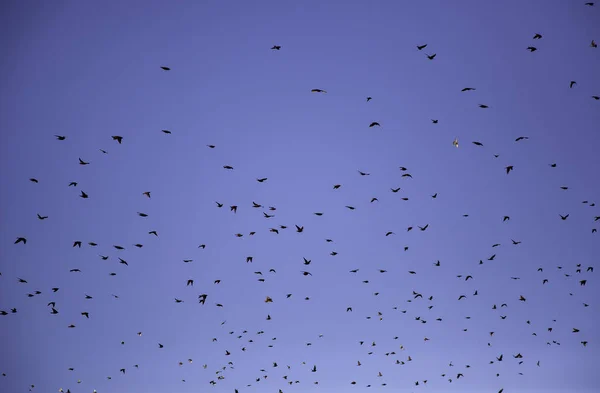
[0,1,599,393]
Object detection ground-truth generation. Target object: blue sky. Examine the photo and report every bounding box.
[0,1,599,392]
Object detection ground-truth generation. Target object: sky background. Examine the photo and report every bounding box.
[0,1,599,392]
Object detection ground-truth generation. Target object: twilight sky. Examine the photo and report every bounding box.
[0,1,599,393]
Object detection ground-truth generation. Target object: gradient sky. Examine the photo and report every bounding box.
[1,1,599,393]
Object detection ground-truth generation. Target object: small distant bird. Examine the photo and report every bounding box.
[55,135,66,140]
[453,138,459,148]
[515,136,529,142]
[505,166,514,174]
[15,237,27,245]
[271,45,281,50]
[417,44,427,50]
[527,46,537,52]
[426,53,436,60]
[570,81,577,88]
[161,129,172,134]
[369,122,381,127]
[592,40,597,48]
[29,178,38,183]
[111,136,123,144]
[311,89,327,93]
[533,33,542,39]
[160,66,170,71]
[366,97,372,102]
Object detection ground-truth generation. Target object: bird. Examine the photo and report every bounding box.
[533,33,542,39]
[462,87,476,91]
[311,89,327,93]
[271,45,281,50]
[417,44,427,50]
[160,66,170,70]
[369,122,381,127]
[570,81,577,88]
[111,135,123,143]
[527,46,538,52]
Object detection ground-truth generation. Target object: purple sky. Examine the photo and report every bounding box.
[0,1,599,393]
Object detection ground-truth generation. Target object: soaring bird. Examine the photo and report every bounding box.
[271,45,281,50]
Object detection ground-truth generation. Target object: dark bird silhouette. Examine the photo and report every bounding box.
[533,33,542,39]
[160,66,170,71]
[111,135,123,144]
[15,237,26,245]
[369,122,381,127]
[426,53,436,60]
[311,89,327,93]
[271,45,281,50]
[417,44,427,50]
[527,46,538,52]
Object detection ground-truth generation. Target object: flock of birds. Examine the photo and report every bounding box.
[2,3,599,393]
